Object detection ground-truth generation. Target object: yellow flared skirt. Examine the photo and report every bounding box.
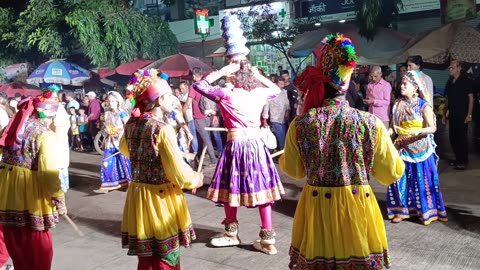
[0,166,59,230]
[121,182,195,267]
[290,184,390,270]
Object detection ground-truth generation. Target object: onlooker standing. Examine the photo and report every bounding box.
[394,64,408,100]
[442,60,474,170]
[78,106,89,150]
[261,77,290,150]
[365,66,392,128]
[180,81,198,153]
[85,91,102,141]
[345,81,364,110]
[64,90,80,111]
[281,70,299,123]
[407,55,434,105]
[186,67,218,165]
[69,107,83,152]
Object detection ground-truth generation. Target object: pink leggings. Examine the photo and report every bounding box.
[0,225,9,267]
[224,203,272,230]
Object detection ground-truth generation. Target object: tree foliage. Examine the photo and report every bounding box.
[356,0,403,39]
[233,0,403,74]
[0,0,178,68]
[232,3,317,75]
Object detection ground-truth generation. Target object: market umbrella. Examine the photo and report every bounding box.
[0,82,43,97]
[96,59,154,78]
[144,53,214,77]
[394,23,480,64]
[288,23,413,65]
[27,60,91,86]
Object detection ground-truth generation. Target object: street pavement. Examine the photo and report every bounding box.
[13,126,480,270]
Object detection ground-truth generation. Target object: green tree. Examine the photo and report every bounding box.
[234,0,403,74]
[0,0,178,68]
[232,4,317,75]
[356,0,403,39]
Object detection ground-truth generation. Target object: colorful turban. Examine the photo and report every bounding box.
[0,84,60,147]
[294,34,357,114]
[128,69,171,117]
[34,84,61,118]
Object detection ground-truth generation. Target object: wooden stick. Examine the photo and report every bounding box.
[103,151,120,161]
[204,127,228,132]
[271,149,284,158]
[197,146,208,173]
[64,215,85,237]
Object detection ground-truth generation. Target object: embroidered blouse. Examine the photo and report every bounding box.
[280,99,404,187]
[120,117,197,188]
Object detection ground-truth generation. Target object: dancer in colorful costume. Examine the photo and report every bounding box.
[279,34,405,269]
[120,69,203,270]
[0,87,66,270]
[193,14,285,255]
[95,91,132,193]
[387,70,447,225]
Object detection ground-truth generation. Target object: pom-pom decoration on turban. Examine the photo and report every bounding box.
[33,84,61,118]
[127,68,172,118]
[294,33,358,114]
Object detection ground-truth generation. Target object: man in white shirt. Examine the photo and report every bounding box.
[261,78,290,150]
[64,90,80,112]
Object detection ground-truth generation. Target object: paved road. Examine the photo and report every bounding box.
[11,126,480,270]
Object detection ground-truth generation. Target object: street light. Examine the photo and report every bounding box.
[314,22,321,26]
[339,19,346,23]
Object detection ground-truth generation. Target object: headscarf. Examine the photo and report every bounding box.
[403,70,430,103]
[294,34,357,114]
[128,69,171,118]
[0,84,60,147]
[107,90,125,110]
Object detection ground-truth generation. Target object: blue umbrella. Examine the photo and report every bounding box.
[27,60,91,86]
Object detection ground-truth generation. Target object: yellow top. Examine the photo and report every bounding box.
[120,120,198,189]
[0,129,63,230]
[280,117,404,186]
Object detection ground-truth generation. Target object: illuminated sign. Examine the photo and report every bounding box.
[194,9,210,35]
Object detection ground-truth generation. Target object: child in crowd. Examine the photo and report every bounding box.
[69,107,83,152]
[78,106,89,151]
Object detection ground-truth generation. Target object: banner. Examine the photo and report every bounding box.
[441,0,477,23]
[0,63,29,80]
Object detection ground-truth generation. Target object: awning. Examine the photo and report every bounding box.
[289,23,414,65]
[179,38,224,58]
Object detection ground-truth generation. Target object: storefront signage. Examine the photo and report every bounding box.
[299,0,356,19]
[398,0,440,14]
[441,0,477,22]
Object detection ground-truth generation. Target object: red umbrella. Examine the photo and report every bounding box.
[0,82,43,98]
[144,53,214,77]
[96,59,154,79]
